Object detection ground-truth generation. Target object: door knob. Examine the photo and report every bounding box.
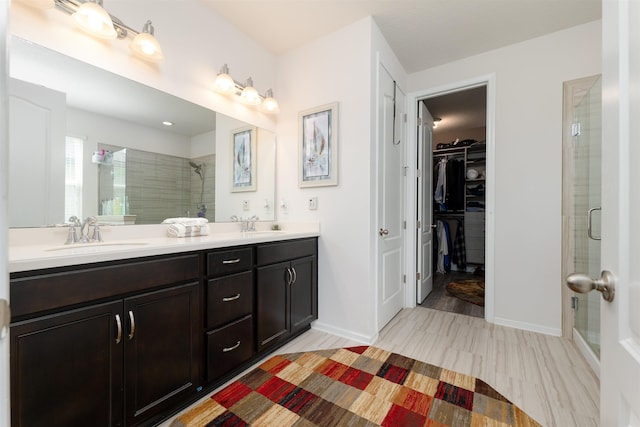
[379,228,389,236]
[566,270,615,302]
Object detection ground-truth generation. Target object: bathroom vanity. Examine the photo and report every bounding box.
[8,225,318,427]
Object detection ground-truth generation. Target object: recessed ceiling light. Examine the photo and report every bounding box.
[162,121,174,126]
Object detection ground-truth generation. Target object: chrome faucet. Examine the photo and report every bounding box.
[65,216,103,244]
[243,215,259,232]
[230,215,259,232]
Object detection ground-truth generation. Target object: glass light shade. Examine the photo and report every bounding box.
[240,78,261,105]
[73,1,117,39]
[130,32,164,62]
[213,73,236,94]
[261,90,280,113]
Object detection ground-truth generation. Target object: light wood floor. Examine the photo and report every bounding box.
[161,307,599,427]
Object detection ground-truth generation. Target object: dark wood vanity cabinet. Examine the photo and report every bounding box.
[205,247,255,382]
[11,300,124,427]
[256,238,318,352]
[10,254,201,427]
[9,237,318,426]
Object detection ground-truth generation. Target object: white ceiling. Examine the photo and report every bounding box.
[202,0,601,73]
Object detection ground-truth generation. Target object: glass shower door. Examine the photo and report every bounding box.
[572,77,602,358]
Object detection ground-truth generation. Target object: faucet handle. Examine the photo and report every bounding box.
[65,223,79,245]
[92,223,103,242]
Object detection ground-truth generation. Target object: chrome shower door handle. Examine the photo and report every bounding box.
[566,270,615,302]
[587,207,601,240]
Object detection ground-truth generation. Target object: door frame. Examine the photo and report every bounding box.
[405,73,496,323]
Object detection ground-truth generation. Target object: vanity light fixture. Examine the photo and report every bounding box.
[240,78,262,106]
[21,0,165,63]
[262,89,280,114]
[130,20,164,62]
[213,64,236,94]
[433,117,442,128]
[213,64,279,114]
[72,0,117,39]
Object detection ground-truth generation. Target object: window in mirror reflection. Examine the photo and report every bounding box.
[64,136,84,220]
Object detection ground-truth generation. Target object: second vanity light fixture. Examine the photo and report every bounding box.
[214,64,280,114]
[22,0,164,63]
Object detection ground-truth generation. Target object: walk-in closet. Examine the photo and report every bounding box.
[419,86,487,318]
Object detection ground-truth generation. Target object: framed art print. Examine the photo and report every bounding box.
[231,126,257,192]
[298,102,338,187]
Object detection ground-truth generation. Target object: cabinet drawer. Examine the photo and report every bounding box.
[206,315,253,382]
[10,254,200,319]
[207,248,253,276]
[207,271,253,329]
[256,238,317,266]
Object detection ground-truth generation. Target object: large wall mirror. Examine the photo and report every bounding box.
[8,37,276,228]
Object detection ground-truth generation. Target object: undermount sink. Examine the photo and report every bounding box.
[45,242,150,252]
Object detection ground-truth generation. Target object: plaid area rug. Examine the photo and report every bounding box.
[172,346,541,427]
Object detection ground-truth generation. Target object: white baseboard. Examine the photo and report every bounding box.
[493,316,562,337]
[311,321,378,345]
[573,328,600,378]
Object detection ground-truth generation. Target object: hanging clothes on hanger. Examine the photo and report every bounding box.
[451,219,467,270]
[434,158,447,211]
[436,220,448,273]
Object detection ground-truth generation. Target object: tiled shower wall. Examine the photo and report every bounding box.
[99,144,215,224]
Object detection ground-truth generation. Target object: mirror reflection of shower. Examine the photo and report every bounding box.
[189,161,207,217]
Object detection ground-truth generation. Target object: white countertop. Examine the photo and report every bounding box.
[9,222,320,273]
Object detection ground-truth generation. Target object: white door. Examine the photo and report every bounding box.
[597,1,640,423]
[377,63,405,330]
[416,101,434,303]
[9,78,66,226]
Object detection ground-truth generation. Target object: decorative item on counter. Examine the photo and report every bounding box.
[162,217,210,238]
[271,223,281,231]
[92,149,113,165]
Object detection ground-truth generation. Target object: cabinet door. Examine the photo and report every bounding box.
[290,256,318,334]
[124,282,200,426]
[256,261,290,351]
[10,301,124,427]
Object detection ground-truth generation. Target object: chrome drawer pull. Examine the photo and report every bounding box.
[115,314,122,344]
[222,341,241,352]
[128,310,136,340]
[222,294,241,302]
[222,259,241,264]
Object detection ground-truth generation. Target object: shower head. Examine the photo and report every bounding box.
[189,161,204,179]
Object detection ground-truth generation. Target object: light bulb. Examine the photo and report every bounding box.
[130,21,164,62]
[261,89,279,113]
[73,1,117,39]
[240,78,261,105]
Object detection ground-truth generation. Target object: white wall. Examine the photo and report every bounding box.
[276,17,377,342]
[408,21,601,334]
